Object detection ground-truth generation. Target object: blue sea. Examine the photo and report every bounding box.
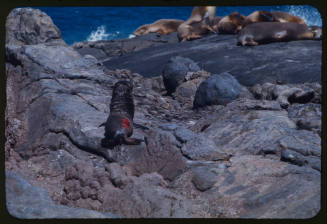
[34,6,322,45]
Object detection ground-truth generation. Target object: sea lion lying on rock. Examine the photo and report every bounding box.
[237,22,322,46]
[211,16,223,32]
[244,10,306,26]
[177,21,213,42]
[217,12,246,34]
[101,80,143,148]
[177,6,217,42]
[133,19,184,36]
[270,11,306,25]
[244,10,276,26]
[184,6,217,26]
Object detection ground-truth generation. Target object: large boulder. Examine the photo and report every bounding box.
[193,72,242,108]
[6,8,64,45]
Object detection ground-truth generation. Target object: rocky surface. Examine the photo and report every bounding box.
[6,171,122,218]
[5,8,321,219]
[98,34,321,88]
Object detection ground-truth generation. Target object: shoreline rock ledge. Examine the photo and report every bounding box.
[5,8,321,219]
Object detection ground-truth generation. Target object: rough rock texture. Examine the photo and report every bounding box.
[6,8,64,46]
[172,70,210,108]
[5,8,321,219]
[6,171,122,218]
[193,72,242,108]
[162,56,200,95]
[72,32,179,63]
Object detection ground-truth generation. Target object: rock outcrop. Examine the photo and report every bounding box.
[6,8,64,46]
[5,8,321,219]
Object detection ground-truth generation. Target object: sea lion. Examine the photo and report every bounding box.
[244,10,276,26]
[244,10,306,26]
[211,16,223,32]
[177,6,217,42]
[177,21,212,42]
[237,22,321,46]
[185,6,217,26]
[101,80,143,148]
[133,19,184,36]
[271,11,306,25]
[217,12,246,34]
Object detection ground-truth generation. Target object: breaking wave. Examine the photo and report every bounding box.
[87,25,121,41]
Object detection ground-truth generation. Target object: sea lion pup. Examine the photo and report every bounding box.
[101,80,143,148]
[237,22,321,46]
[133,19,184,36]
[270,11,306,25]
[217,12,246,34]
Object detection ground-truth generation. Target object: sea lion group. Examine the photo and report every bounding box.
[133,7,322,46]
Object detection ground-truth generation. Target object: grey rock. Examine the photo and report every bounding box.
[127,130,186,181]
[288,103,321,136]
[193,73,242,108]
[159,123,179,131]
[6,8,64,46]
[162,56,200,95]
[105,163,129,188]
[278,129,320,157]
[181,133,229,161]
[6,171,121,218]
[72,32,179,62]
[174,127,196,143]
[191,166,218,191]
[280,149,307,166]
[102,172,204,218]
[173,70,210,108]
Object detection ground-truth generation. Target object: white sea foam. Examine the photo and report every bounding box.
[87,25,121,41]
[128,34,136,39]
[87,25,109,41]
[287,5,322,26]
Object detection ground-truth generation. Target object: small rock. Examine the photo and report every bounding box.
[162,56,200,95]
[191,166,218,192]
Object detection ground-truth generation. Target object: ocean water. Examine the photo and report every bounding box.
[34,6,322,45]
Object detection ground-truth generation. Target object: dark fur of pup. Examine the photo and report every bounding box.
[101,80,143,148]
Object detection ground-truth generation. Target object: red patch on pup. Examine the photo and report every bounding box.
[121,117,131,129]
